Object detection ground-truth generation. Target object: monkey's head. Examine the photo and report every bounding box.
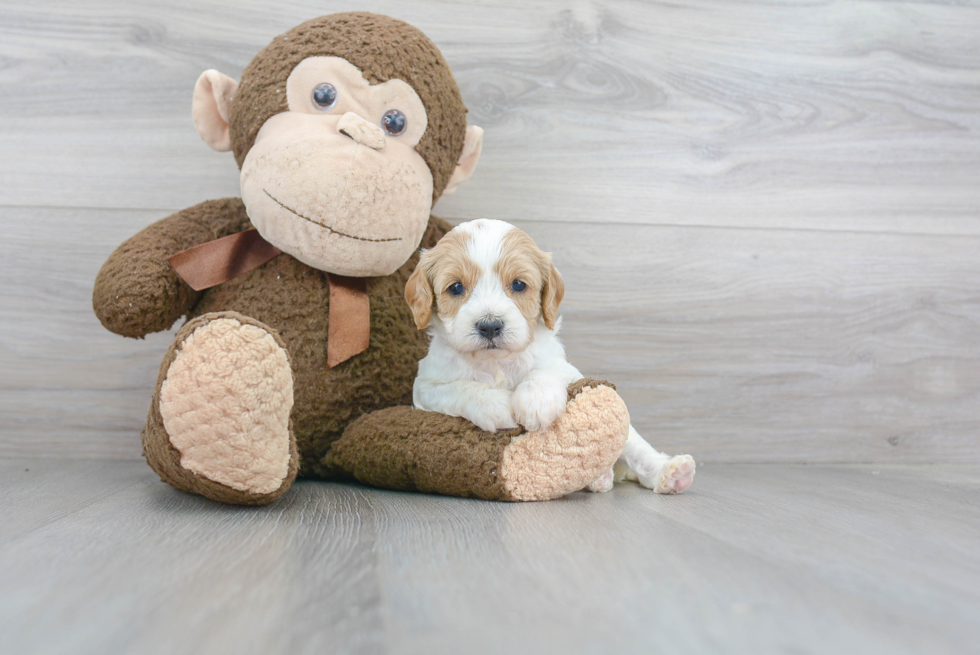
[191,13,483,277]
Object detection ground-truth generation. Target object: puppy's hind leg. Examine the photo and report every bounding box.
[585,468,615,493]
[617,426,695,494]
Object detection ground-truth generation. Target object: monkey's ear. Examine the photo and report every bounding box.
[405,257,435,329]
[192,70,239,152]
[441,126,484,196]
[541,259,565,330]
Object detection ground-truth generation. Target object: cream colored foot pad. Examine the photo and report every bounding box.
[500,385,630,501]
[159,318,293,494]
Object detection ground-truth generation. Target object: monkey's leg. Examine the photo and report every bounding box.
[143,311,299,505]
[324,379,629,501]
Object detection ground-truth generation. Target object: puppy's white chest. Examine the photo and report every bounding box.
[467,358,527,391]
[490,363,509,389]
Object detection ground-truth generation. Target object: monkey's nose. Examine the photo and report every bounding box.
[337,111,386,150]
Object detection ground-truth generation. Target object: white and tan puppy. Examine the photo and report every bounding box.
[405,219,695,494]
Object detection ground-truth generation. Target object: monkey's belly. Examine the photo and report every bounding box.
[187,252,427,476]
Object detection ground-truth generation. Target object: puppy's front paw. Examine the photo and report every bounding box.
[470,388,518,433]
[512,380,568,432]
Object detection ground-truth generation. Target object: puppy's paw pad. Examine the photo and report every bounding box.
[655,455,696,495]
[585,468,615,493]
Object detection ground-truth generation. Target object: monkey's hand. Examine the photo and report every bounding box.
[93,198,250,338]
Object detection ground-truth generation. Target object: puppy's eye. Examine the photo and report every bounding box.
[312,83,338,110]
[448,282,465,296]
[510,279,527,292]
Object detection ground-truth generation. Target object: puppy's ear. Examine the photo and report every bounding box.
[405,254,434,329]
[541,258,565,330]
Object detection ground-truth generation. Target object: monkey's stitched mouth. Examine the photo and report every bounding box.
[263,190,403,243]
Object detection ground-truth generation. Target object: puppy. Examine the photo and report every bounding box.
[404,219,695,494]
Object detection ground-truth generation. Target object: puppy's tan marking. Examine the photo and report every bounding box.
[494,228,564,331]
[405,228,479,329]
[540,256,564,330]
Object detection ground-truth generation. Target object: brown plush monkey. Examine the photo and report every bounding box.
[93,12,629,505]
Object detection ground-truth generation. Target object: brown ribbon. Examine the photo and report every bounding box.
[167,229,371,368]
[167,229,281,291]
[327,274,370,368]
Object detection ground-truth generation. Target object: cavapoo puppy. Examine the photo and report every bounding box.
[405,219,695,494]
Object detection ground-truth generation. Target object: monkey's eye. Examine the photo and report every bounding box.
[511,279,527,293]
[448,282,465,296]
[382,109,407,136]
[312,83,338,110]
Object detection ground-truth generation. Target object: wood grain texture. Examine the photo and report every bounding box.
[0,0,978,233]
[1,1,979,462]
[1,459,978,654]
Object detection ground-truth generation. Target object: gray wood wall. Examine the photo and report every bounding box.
[2,0,978,463]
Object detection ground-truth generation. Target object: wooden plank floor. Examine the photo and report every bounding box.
[1,458,978,655]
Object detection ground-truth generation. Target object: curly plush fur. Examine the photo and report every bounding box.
[97,200,454,481]
[230,12,468,199]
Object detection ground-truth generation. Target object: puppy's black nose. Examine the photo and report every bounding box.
[476,319,504,340]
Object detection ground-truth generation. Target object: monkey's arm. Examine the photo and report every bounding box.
[93,198,251,338]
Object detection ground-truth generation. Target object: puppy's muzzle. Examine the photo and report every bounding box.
[476,319,504,342]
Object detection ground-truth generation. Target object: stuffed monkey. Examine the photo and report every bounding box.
[93,12,630,505]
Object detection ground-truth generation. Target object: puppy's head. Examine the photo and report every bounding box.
[405,219,564,358]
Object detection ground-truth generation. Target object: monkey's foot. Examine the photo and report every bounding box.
[144,311,298,505]
[499,380,630,501]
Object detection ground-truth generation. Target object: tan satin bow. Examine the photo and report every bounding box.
[167,229,370,367]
